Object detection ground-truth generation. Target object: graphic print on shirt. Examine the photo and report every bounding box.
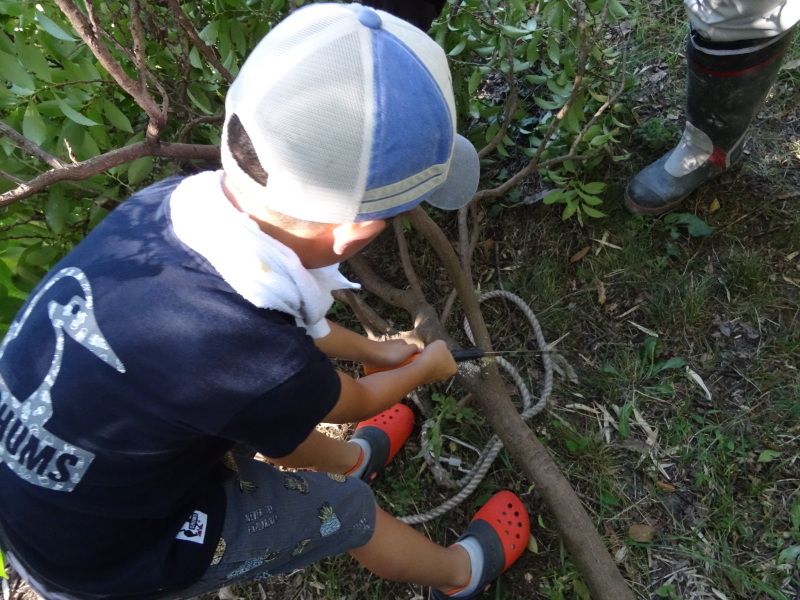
[0,267,125,491]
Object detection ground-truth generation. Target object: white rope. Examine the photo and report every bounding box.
[398,290,553,524]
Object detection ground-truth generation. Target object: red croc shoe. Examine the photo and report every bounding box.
[431,491,530,599]
[351,403,414,485]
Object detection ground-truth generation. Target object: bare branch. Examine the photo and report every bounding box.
[177,115,225,144]
[346,254,415,311]
[54,0,167,137]
[0,142,219,206]
[167,0,235,84]
[332,289,394,339]
[407,204,634,600]
[0,122,67,169]
[392,218,426,302]
[477,49,519,160]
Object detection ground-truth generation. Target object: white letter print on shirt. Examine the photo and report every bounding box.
[0,267,125,491]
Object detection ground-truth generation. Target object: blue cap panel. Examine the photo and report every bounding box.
[365,30,453,193]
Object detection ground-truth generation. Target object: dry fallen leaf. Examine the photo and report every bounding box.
[596,278,607,305]
[628,523,656,543]
[656,481,676,492]
[570,245,591,262]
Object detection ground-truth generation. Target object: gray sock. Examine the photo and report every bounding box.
[448,536,484,598]
[346,438,372,479]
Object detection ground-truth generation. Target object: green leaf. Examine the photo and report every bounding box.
[579,181,607,194]
[581,204,606,218]
[187,83,214,115]
[609,0,630,19]
[467,68,481,95]
[15,37,54,83]
[663,213,713,237]
[100,99,133,133]
[0,49,36,94]
[602,364,620,376]
[189,46,203,70]
[777,545,800,566]
[618,403,632,439]
[448,39,466,56]
[23,101,48,145]
[599,491,620,507]
[45,187,70,234]
[562,198,578,220]
[758,449,781,463]
[499,25,531,39]
[547,37,561,65]
[791,499,800,531]
[127,156,154,185]
[36,11,78,41]
[542,189,564,205]
[57,98,100,127]
[199,21,220,45]
[649,356,686,376]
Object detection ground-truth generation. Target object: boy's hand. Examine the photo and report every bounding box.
[416,339,457,384]
[362,338,420,369]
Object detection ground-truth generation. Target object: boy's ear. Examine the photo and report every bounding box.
[331,220,387,256]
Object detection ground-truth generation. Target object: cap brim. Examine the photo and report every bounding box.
[425,134,479,211]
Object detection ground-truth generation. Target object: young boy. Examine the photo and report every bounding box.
[0,4,529,599]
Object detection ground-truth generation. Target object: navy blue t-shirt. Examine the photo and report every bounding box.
[0,177,341,597]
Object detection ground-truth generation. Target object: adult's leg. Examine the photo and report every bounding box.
[625,0,799,215]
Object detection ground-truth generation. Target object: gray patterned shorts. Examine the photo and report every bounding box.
[169,453,376,599]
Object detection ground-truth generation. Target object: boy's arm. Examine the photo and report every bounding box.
[314,319,420,367]
[322,339,457,424]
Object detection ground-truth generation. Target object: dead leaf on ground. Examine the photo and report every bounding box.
[595,278,607,305]
[782,58,800,70]
[628,523,657,542]
[656,481,677,492]
[570,246,590,262]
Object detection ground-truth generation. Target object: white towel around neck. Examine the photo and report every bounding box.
[169,170,359,338]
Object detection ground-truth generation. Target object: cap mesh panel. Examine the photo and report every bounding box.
[253,32,367,204]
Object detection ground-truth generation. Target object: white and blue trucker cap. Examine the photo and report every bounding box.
[220,2,479,223]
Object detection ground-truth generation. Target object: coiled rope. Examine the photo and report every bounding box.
[398,290,553,524]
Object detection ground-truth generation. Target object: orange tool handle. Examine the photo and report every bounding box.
[363,353,420,375]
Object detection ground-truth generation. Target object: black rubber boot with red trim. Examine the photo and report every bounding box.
[625,26,796,216]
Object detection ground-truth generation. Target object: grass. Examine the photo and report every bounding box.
[4,3,799,600]
[67,6,797,600]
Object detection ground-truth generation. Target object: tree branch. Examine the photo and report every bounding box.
[0,122,67,169]
[54,0,167,137]
[167,0,235,84]
[0,142,219,205]
[332,289,394,339]
[407,205,634,600]
[392,218,426,303]
[346,254,416,312]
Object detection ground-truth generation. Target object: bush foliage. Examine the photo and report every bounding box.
[0,0,630,332]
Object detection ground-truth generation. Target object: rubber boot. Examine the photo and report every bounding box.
[625,26,796,215]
